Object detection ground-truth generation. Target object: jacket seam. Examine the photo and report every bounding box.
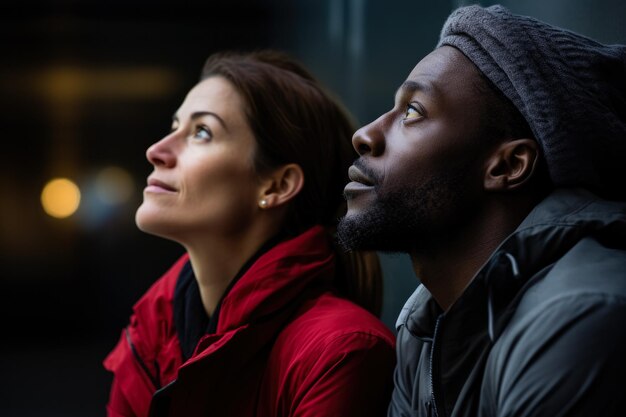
[125,327,161,389]
[515,291,626,322]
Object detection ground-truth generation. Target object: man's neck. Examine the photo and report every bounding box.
[409,200,532,312]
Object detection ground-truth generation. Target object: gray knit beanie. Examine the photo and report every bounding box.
[438,5,626,200]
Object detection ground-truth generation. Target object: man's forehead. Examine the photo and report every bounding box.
[413,47,468,77]
[399,46,481,98]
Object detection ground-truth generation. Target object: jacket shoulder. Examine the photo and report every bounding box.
[104,253,188,373]
[482,237,626,416]
[495,235,626,364]
[267,292,395,381]
[484,290,626,416]
[103,254,189,417]
[282,292,395,349]
[517,236,626,312]
[262,292,396,416]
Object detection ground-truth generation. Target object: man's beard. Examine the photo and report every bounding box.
[337,167,468,253]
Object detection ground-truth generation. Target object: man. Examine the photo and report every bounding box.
[338,5,626,417]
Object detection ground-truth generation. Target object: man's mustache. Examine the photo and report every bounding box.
[352,158,382,185]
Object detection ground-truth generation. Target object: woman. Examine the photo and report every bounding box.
[104,51,395,417]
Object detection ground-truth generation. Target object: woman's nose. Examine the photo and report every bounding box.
[146,134,177,168]
[352,116,386,157]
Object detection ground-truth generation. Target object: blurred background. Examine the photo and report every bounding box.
[1,0,624,415]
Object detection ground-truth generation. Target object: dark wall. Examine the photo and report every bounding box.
[1,1,624,416]
[1,1,278,415]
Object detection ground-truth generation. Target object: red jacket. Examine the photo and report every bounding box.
[104,226,396,417]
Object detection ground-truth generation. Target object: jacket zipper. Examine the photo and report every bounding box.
[429,315,443,417]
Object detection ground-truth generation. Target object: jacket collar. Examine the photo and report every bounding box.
[214,225,335,334]
[174,233,287,361]
[151,226,336,413]
[400,188,626,340]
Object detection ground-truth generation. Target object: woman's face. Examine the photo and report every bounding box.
[136,76,262,243]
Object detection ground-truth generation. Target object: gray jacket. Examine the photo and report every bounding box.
[389,188,626,417]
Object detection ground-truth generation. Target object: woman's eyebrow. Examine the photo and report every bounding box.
[172,111,228,131]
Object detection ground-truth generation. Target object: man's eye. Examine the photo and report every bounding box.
[404,103,423,121]
[193,126,213,141]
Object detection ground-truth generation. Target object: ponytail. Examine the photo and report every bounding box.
[334,249,383,317]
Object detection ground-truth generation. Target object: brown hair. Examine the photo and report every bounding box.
[201,50,382,316]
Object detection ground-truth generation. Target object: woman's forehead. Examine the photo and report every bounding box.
[176,77,246,123]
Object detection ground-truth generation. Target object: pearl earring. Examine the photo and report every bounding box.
[259,199,268,208]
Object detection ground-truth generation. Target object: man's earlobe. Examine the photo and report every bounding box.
[258,163,304,209]
[484,139,539,191]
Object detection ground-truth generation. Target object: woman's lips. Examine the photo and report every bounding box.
[145,178,177,193]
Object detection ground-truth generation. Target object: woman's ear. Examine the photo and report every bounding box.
[257,163,304,209]
[484,138,539,191]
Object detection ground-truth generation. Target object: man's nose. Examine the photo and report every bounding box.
[352,116,386,157]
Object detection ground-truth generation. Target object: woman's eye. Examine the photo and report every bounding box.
[193,126,213,141]
[403,103,423,121]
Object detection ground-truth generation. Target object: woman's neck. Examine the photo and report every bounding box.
[184,225,277,317]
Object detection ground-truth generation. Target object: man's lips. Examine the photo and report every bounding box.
[348,165,374,186]
[145,177,177,193]
[344,164,375,199]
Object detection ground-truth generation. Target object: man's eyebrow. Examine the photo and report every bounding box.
[394,80,436,102]
[172,111,228,131]
[401,80,423,93]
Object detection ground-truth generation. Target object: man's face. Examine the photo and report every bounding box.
[338,46,493,252]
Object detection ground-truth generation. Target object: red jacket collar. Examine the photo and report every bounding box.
[216,225,335,333]
[118,225,336,365]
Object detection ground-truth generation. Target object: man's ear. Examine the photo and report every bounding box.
[484,138,539,191]
[258,163,304,209]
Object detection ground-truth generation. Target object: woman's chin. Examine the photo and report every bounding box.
[135,207,185,244]
[135,206,164,235]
